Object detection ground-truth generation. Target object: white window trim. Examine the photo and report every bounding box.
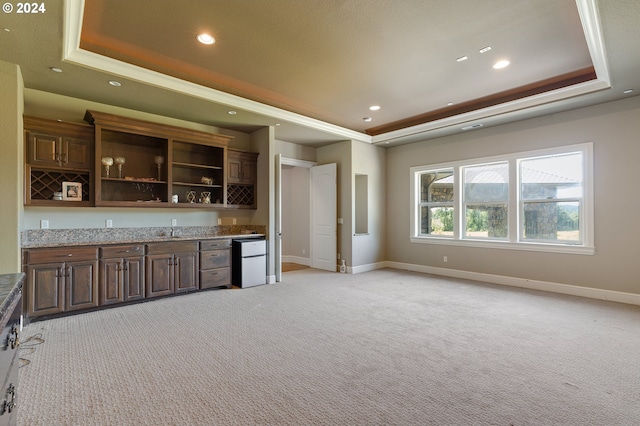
[409,143,595,255]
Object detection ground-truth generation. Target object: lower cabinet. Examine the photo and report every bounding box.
[100,245,145,305]
[145,241,199,298]
[23,247,98,317]
[22,237,255,318]
[200,239,231,289]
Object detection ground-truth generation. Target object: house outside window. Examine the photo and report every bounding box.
[410,143,594,255]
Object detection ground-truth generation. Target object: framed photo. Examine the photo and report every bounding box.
[62,182,82,201]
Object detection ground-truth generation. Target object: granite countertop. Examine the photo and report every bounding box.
[21,225,266,249]
[0,273,24,324]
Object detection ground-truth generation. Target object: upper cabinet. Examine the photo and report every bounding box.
[24,111,259,209]
[24,116,94,206]
[227,149,258,209]
[84,110,232,208]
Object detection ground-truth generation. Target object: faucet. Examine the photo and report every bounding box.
[170,227,176,237]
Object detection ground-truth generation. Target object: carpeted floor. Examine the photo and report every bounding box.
[18,268,640,425]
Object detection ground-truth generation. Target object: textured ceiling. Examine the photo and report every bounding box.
[1,1,639,146]
[79,0,592,134]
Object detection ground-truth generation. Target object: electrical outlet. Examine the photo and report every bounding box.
[171,219,177,226]
[302,248,306,255]
[443,256,448,263]
[40,219,49,229]
[217,218,222,225]
[106,219,113,228]
[232,218,237,225]
[337,253,341,260]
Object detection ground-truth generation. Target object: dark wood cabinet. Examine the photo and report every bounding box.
[200,239,231,289]
[22,237,261,318]
[100,245,145,305]
[24,116,94,206]
[23,247,98,317]
[145,241,198,298]
[227,150,258,208]
[228,150,257,184]
[28,132,91,170]
[85,110,231,208]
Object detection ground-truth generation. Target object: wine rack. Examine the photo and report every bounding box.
[28,169,91,204]
[227,184,255,207]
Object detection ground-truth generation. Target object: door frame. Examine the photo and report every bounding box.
[275,155,317,282]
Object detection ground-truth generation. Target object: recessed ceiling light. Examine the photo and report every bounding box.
[493,60,510,69]
[363,117,372,122]
[479,46,492,53]
[623,89,634,94]
[456,56,468,62]
[447,102,454,106]
[50,67,63,73]
[3,28,10,32]
[196,33,215,45]
[108,80,122,87]
[369,105,381,111]
[228,110,237,115]
[274,123,281,126]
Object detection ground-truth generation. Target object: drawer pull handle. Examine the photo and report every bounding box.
[1,383,16,415]
[4,325,19,350]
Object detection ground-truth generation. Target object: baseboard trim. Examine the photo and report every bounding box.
[380,261,640,306]
[282,255,311,266]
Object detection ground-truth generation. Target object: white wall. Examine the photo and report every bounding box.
[0,61,23,273]
[386,96,640,294]
[352,141,386,270]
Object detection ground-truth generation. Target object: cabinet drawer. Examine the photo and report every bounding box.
[200,267,230,289]
[200,239,231,251]
[146,241,198,255]
[26,247,98,264]
[100,244,144,258]
[200,249,230,269]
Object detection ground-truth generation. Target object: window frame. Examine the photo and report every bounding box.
[409,143,594,255]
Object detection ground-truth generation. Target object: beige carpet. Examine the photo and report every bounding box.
[18,268,640,425]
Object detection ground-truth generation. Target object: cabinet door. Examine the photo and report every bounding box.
[66,260,99,311]
[124,256,145,301]
[174,252,198,293]
[146,254,174,298]
[62,136,91,170]
[26,263,65,317]
[28,132,61,167]
[240,158,257,183]
[100,258,124,305]
[228,157,242,183]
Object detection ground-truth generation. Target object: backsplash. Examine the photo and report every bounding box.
[21,225,266,248]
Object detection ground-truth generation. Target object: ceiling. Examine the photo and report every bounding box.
[1,0,638,147]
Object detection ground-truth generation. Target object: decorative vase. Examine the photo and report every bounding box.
[186,190,197,203]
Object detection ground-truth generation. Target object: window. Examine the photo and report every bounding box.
[410,143,593,254]
[462,162,509,239]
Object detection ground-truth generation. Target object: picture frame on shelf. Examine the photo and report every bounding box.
[62,181,82,201]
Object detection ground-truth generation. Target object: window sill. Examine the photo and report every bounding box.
[410,236,595,255]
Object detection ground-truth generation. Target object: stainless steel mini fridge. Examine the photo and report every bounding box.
[232,239,267,288]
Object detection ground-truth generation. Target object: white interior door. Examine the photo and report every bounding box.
[311,163,337,271]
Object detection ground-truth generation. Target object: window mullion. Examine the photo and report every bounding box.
[453,165,461,239]
[510,158,518,242]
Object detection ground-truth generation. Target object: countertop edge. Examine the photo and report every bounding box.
[22,234,266,249]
